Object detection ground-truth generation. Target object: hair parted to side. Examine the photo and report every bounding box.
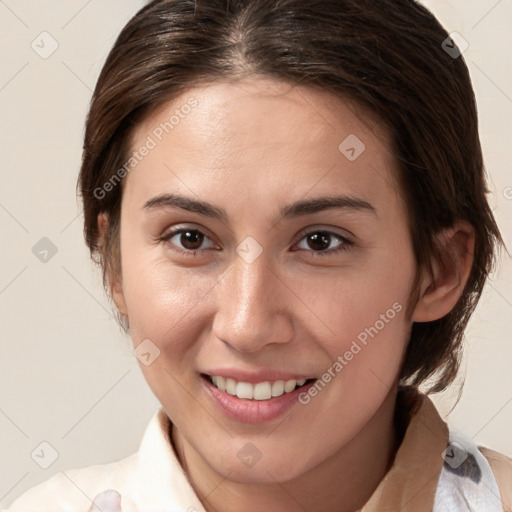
[78,0,504,394]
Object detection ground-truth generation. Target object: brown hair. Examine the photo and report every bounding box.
[78,0,504,393]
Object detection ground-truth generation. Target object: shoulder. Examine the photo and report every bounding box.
[4,453,138,512]
[479,445,512,511]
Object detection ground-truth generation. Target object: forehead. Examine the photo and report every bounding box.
[126,77,403,215]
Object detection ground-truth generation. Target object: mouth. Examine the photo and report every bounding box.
[201,373,317,400]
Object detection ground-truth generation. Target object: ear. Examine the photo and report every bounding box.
[97,213,128,317]
[412,221,475,322]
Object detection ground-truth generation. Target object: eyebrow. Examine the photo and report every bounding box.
[142,193,377,222]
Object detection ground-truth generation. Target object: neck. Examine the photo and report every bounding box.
[171,385,404,512]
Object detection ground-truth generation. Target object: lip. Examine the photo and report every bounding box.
[201,373,316,424]
[202,368,313,384]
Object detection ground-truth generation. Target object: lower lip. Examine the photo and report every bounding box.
[201,376,316,424]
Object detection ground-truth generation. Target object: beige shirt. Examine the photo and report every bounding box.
[5,391,512,512]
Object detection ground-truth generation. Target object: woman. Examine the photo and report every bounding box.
[5,0,512,511]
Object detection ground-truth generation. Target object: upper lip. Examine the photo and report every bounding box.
[201,368,314,384]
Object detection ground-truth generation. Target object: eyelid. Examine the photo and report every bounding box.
[293,224,355,247]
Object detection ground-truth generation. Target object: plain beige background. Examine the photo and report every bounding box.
[0,0,511,507]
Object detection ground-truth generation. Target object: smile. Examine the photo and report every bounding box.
[206,374,314,400]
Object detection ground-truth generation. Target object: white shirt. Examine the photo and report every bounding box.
[4,408,205,512]
[4,391,511,512]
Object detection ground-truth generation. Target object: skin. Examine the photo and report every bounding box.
[103,77,475,512]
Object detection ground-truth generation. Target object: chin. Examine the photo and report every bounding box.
[207,450,311,484]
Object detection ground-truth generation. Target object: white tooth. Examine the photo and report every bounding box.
[253,382,272,400]
[218,377,305,399]
[216,376,226,391]
[284,379,297,393]
[225,378,237,395]
[271,380,285,397]
[236,381,253,399]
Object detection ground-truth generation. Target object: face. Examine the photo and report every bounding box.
[112,77,418,483]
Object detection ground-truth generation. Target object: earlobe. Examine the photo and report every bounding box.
[97,212,108,238]
[97,213,128,317]
[110,268,128,317]
[412,221,475,323]
[111,282,128,317]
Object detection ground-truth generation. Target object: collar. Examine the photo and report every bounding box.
[125,408,206,511]
[363,388,449,511]
[128,389,448,511]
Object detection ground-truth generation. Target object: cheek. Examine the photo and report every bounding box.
[120,256,217,408]
[119,229,199,323]
[302,285,409,393]
[304,244,415,383]
[123,265,214,338]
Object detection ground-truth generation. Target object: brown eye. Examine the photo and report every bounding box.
[295,230,353,257]
[306,232,332,251]
[162,228,215,255]
[178,230,204,250]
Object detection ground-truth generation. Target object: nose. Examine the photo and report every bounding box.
[212,250,294,354]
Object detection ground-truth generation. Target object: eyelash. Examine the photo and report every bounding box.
[160,227,354,258]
